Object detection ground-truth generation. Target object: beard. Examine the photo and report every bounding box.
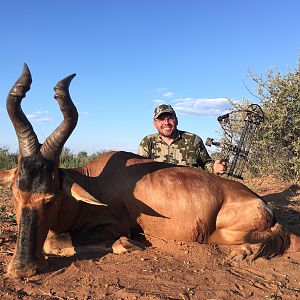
[158,126,177,138]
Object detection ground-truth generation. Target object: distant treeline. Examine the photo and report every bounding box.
[0,148,18,170]
[0,147,110,170]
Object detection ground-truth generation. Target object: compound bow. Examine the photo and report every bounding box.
[206,104,264,179]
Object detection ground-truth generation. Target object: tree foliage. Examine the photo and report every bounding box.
[237,58,300,180]
[0,147,18,170]
[59,148,109,168]
[0,147,109,170]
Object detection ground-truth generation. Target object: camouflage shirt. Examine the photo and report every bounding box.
[138,130,214,172]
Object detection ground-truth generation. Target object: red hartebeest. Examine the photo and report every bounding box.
[1,64,299,278]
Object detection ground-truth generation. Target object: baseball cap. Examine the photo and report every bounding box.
[154,104,176,119]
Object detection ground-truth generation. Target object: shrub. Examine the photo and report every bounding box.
[0,147,17,170]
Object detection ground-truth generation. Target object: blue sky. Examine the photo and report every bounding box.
[0,0,299,154]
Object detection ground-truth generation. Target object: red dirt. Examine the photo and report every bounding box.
[0,177,299,300]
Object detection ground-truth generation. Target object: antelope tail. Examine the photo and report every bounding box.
[253,223,291,260]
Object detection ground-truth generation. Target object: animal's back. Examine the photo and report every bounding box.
[68,150,275,244]
[68,151,224,241]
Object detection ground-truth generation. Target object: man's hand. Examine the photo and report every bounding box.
[213,160,226,175]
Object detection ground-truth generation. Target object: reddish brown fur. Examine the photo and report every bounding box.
[2,143,299,279]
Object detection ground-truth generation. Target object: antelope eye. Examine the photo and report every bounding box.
[44,197,56,207]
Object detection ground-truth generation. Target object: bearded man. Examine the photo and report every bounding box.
[138,104,225,174]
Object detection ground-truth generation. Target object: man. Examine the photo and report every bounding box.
[138,104,226,174]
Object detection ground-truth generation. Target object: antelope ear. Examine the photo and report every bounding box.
[0,167,17,188]
[62,176,107,206]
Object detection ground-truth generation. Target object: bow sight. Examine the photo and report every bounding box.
[206,104,264,180]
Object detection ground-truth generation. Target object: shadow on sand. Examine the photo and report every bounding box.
[262,184,300,235]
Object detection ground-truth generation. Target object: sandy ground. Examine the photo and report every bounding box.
[0,177,299,300]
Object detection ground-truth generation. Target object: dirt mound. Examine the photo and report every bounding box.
[0,178,299,299]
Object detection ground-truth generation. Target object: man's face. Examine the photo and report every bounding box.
[154,113,177,138]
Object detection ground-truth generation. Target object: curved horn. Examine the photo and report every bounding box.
[6,64,39,157]
[40,73,78,161]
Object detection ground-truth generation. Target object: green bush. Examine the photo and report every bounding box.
[0,146,109,170]
[0,147,18,170]
[222,57,300,181]
[249,59,300,181]
[59,147,109,168]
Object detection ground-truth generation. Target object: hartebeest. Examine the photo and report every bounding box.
[1,64,299,278]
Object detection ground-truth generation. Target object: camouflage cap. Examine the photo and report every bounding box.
[154,104,176,119]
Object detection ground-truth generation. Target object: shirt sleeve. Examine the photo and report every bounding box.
[194,135,214,172]
[137,136,151,158]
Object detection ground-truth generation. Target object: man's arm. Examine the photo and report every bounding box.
[194,135,226,174]
[137,136,152,158]
[193,135,213,171]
